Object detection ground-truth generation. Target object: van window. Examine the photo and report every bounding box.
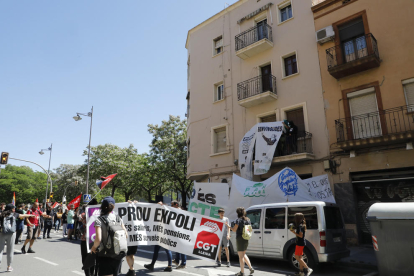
[324,206,344,229]
[288,206,318,230]
[246,209,261,229]
[265,208,286,229]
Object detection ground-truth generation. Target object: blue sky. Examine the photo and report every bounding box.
[0,0,238,173]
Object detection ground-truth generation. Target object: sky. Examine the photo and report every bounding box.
[0,0,238,173]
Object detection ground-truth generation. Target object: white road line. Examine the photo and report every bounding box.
[33,257,58,266]
[135,261,204,276]
[14,250,21,253]
[72,271,85,275]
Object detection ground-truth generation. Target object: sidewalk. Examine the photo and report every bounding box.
[337,246,378,270]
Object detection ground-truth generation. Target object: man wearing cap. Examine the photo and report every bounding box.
[21,202,52,254]
[0,204,34,271]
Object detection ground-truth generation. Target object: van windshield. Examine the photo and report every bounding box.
[324,206,344,229]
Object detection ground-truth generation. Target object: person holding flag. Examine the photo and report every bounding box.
[12,192,16,206]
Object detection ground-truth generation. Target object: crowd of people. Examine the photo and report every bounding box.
[0,199,313,276]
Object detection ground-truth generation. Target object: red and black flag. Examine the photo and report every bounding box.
[96,173,117,190]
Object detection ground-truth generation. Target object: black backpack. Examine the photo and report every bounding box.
[97,215,127,260]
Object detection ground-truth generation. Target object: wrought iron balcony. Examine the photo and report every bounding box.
[235,24,273,59]
[273,131,315,164]
[326,33,380,79]
[334,105,414,150]
[237,74,277,107]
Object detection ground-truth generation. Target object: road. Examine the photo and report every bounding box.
[2,230,377,276]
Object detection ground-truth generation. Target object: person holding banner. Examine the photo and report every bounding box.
[79,199,98,276]
[217,208,231,267]
[226,207,254,276]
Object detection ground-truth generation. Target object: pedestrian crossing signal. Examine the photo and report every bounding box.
[0,152,9,165]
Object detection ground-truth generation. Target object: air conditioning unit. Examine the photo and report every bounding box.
[316,26,335,44]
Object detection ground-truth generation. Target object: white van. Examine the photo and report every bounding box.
[228,201,350,269]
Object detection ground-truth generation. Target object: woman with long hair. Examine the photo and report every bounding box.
[289,213,313,276]
[226,207,254,276]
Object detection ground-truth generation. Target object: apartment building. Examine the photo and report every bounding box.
[185,1,329,188]
[312,0,414,245]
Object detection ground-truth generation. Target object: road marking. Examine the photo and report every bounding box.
[135,261,204,276]
[201,268,235,276]
[72,271,85,275]
[273,269,292,274]
[34,257,58,266]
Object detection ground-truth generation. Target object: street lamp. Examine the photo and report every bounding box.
[39,144,53,204]
[73,106,93,201]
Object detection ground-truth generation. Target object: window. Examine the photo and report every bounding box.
[324,207,344,229]
[186,92,190,118]
[213,36,223,56]
[265,208,286,229]
[403,78,414,112]
[261,114,276,122]
[187,56,190,80]
[280,5,292,22]
[288,206,318,230]
[215,82,224,102]
[213,127,227,153]
[283,54,298,77]
[339,18,367,63]
[246,209,261,229]
[286,108,305,134]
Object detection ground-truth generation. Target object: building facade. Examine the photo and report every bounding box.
[312,0,414,245]
[186,1,329,190]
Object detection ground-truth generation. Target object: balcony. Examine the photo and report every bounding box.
[273,131,315,164]
[326,33,380,79]
[237,74,277,107]
[235,24,273,60]
[334,105,414,150]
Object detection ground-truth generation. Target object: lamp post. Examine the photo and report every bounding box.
[73,106,93,201]
[39,144,53,204]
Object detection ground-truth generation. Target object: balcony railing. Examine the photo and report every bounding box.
[237,74,277,101]
[326,33,380,78]
[235,23,273,52]
[275,131,313,157]
[335,105,414,145]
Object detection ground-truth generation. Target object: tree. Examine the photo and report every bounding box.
[148,115,193,209]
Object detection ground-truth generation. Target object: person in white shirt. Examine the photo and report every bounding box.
[217,208,231,267]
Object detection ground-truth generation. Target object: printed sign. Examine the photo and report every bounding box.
[86,202,224,261]
[83,194,91,203]
[189,182,230,219]
[239,126,257,180]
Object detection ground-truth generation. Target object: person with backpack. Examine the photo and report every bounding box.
[0,204,34,272]
[290,213,313,276]
[226,207,254,276]
[14,204,25,245]
[90,197,128,276]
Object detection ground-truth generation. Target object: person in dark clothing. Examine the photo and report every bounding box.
[62,209,68,237]
[287,120,298,153]
[15,204,25,244]
[80,199,98,276]
[43,206,54,239]
[290,213,313,276]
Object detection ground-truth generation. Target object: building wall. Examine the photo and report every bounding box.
[187,0,329,183]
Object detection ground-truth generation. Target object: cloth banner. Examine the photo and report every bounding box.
[189,182,230,219]
[86,202,224,261]
[239,125,256,180]
[68,194,82,209]
[254,122,284,175]
[227,168,335,221]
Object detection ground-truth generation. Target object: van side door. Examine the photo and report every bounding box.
[263,207,287,258]
[245,208,264,256]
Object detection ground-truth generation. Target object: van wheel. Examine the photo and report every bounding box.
[288,247,315,271]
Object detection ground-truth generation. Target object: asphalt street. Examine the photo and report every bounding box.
[1,230,377,276]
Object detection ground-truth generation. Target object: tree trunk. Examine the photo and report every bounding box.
[111,184,116,197]
[147,190,152,202]
[181,190,187,210]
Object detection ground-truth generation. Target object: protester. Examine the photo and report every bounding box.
[62,209,68,237]
[67,205,75,241]
[79,199,98,276]
[54,209,62,232]
[90,196,128,276]
[226,207,254,276]
[217,208,231,267]
[14,204,25,244]
[0,204,34,272]
[290,213,313,276]
[43,206,54,239]
[126,200,140,276]
[170,201,187,269]
[21,202,52,254]
[74,207,80,240]
[0,203,5,214]
[37,203,45,240]
[144,201,174,272]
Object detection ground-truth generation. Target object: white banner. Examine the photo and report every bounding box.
[86,202,224,261]
[227,168,335,221]
[239,125,256,180]
[188,182,230,219]
[254,122,284,175]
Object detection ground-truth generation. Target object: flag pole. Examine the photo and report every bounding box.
[89,189,103,204]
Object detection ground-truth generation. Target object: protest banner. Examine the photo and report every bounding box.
[68,194,82,209]
[254,122,284,175]
[189,182,230,218]
[86,202,224,261]
[239,125,256,180]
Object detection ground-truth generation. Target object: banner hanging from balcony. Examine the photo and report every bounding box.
[239,122,284,178]
[227,169,336,221]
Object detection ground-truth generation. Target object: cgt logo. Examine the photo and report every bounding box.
[203,221,219,233]
[192,217,223,259]
[196,241,217,252]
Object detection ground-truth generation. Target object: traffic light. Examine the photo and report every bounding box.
[0,152,9,165]
[50,192,54,199]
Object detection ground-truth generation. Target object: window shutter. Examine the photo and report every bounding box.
[349,92,381,139]
[215,128,227,153]
[349,92,378,116]
[215,38,223,48]
[261,114,276,122]
[404,82,414,109]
